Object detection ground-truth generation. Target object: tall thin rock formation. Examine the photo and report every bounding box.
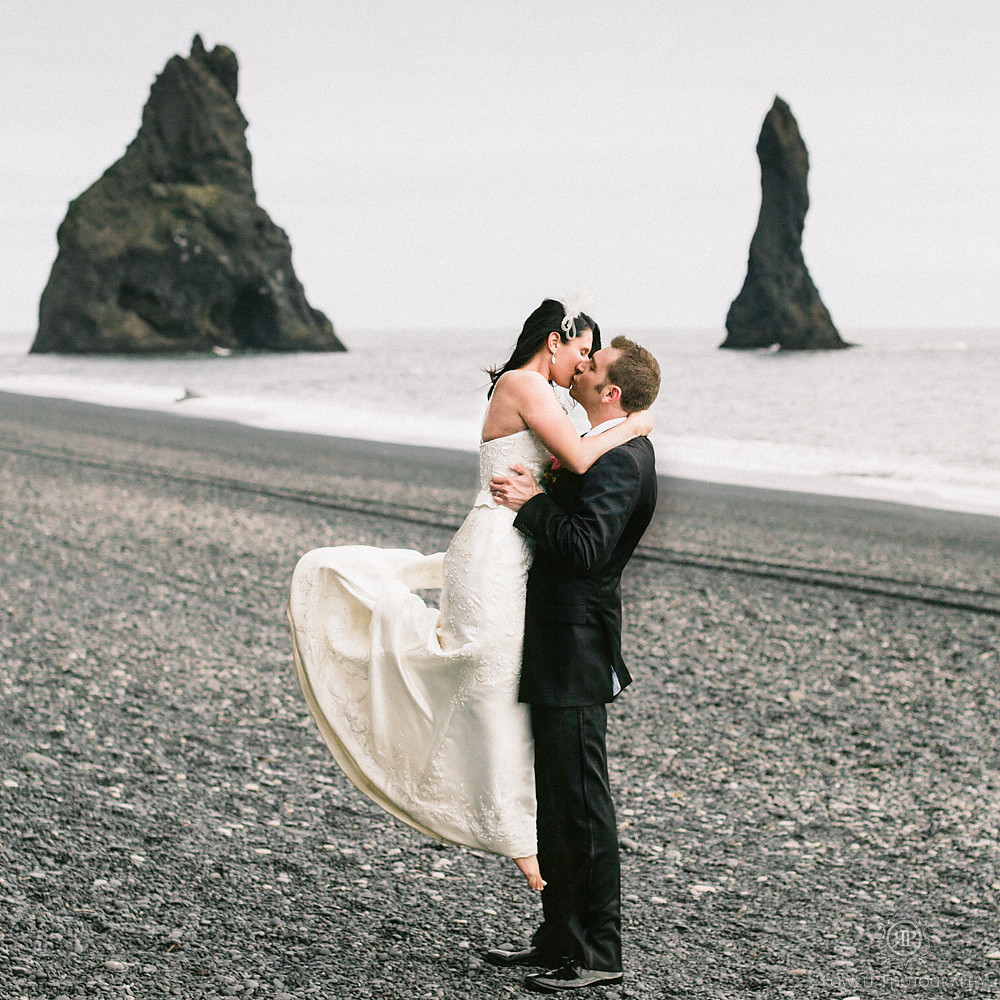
[722,96,846,351]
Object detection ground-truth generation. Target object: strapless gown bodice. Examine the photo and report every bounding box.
[287,429,551,856]
[471,429,552,508]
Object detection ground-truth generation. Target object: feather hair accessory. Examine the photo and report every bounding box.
[555,291,596,337]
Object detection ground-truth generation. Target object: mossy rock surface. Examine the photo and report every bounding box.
[33,36,342,355]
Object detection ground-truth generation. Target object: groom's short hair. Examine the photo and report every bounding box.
[606,336,660,412]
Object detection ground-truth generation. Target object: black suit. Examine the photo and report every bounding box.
[513,435,657,972]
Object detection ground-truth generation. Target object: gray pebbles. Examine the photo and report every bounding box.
[2,393,999,999]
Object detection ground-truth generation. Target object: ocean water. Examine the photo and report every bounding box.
[1,327,998,517]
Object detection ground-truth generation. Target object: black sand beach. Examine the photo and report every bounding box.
[2,390,999,999]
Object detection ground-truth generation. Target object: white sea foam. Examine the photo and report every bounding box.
[2,327,998,518]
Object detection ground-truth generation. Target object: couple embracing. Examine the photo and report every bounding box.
[288,298,660,992]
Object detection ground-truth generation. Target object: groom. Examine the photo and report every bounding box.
[488,335,660,992]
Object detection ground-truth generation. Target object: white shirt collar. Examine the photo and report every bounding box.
[583,416,627,437]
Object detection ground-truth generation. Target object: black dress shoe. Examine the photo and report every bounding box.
[484,945,555,967]
[524,963,624,992]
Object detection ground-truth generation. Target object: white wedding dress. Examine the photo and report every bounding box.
[287,429,551,858]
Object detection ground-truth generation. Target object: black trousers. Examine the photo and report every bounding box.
[530,704,622,972]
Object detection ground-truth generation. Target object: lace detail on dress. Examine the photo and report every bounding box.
[287,430,550,858]
[473,429,551,508]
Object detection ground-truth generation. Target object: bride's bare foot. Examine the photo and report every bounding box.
[514,855,545,891]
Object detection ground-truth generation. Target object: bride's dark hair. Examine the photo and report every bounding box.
[486,299,601,398]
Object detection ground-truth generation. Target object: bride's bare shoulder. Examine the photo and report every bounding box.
[483,370,551,442]
[492,369,549,398]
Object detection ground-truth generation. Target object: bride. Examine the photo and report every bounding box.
[287,298,650,890]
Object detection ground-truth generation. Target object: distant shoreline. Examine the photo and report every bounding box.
[3,389,1000,542]
[1,386,998,524]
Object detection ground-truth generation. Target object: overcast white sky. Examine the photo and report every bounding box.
[2,0,998,334]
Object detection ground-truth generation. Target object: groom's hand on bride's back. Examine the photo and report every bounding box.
[489,464,541,511]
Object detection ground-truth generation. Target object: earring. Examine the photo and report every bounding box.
[551,351,557,364]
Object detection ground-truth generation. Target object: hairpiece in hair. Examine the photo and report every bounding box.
[555,291,595,338]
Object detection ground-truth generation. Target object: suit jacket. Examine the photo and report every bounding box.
[513,436,657,706]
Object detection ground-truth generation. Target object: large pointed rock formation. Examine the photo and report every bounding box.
[722,96,846,351]
[32,36,343,354]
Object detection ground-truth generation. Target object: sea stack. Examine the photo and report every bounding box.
[722,96,846,351]
[32,36,343,354]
